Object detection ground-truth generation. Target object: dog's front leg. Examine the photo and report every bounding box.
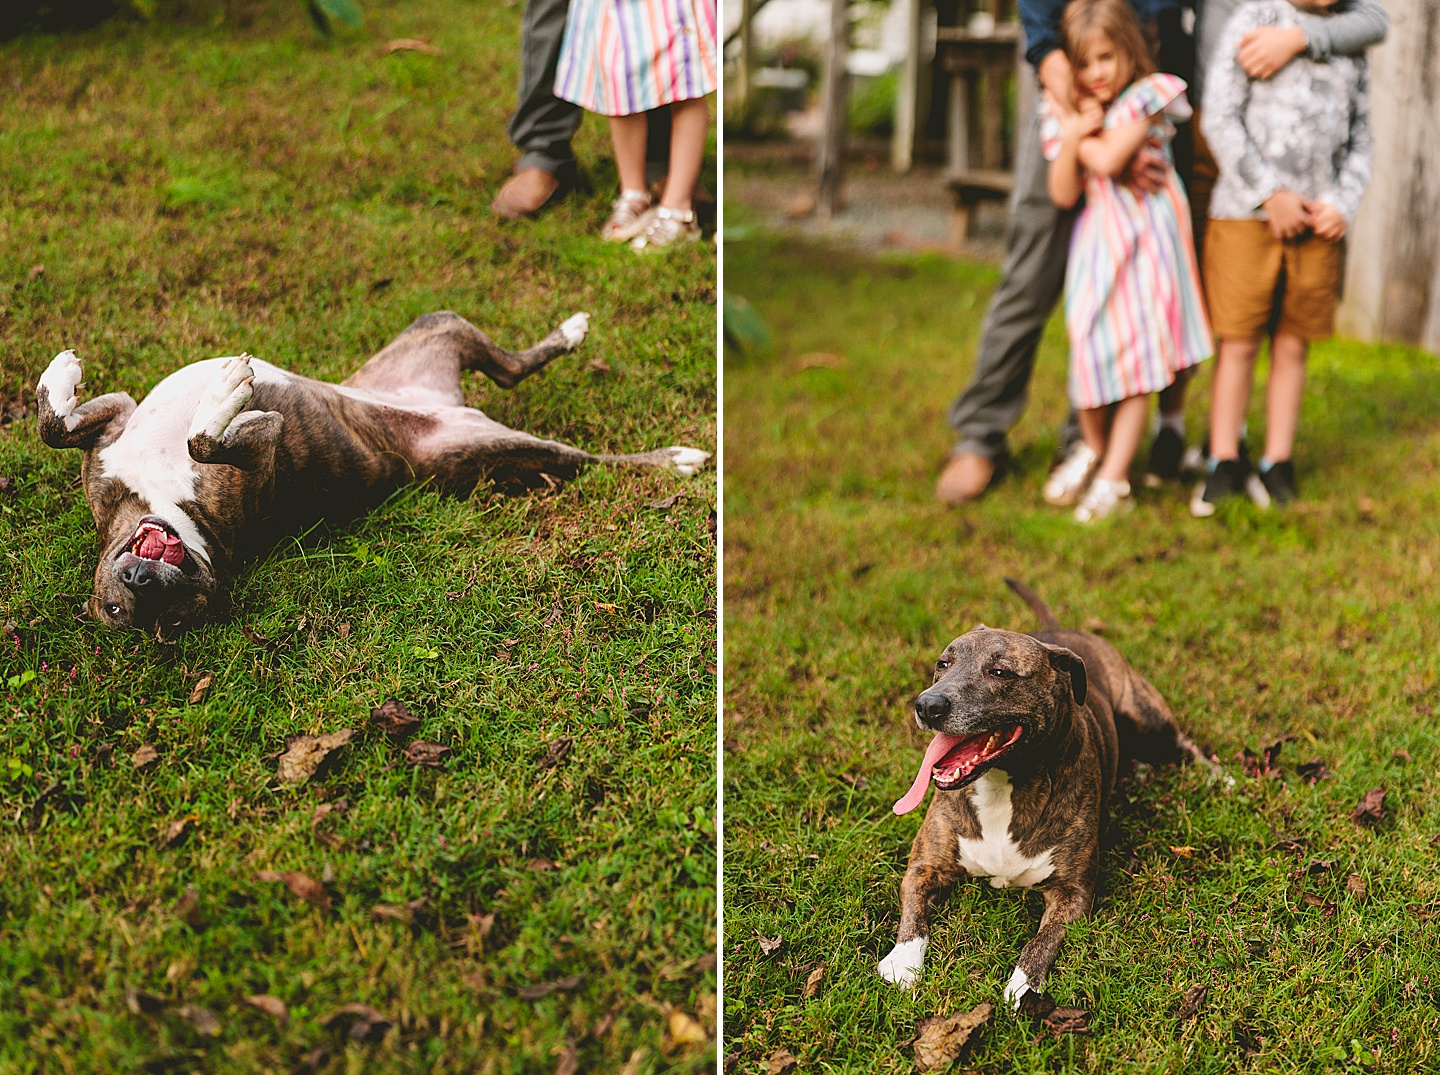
[187,355,283,470]
[879,814,963,989]
[1003,879,1094,1010]
[36,351,136,450]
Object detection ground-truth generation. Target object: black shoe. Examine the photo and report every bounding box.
[1143,426,1185,486]
[1190,457,1249,517]
[1258,460,1297,506]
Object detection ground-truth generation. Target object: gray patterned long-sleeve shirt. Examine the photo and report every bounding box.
[1201,0,1373,223]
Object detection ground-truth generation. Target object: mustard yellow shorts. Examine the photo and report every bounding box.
[1203,219,1343,342]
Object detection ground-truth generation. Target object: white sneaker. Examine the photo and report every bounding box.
[1043,442,1100,506]
[1074,477,1133,522]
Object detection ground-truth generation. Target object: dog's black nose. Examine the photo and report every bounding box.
[121,562,154,592]
[915,691,951,728]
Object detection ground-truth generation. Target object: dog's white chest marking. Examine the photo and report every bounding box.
[956,770,1056,889]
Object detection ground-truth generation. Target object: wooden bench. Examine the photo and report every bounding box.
[946,168,1014,251]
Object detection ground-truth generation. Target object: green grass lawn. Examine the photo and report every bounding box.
[723,228,1440,1073]
[0,4,716,1071]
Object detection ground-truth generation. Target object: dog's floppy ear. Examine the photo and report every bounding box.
[1042,643,1087,706]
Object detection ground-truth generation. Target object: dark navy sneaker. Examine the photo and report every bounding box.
[1190,457,1249,518]
[1143,426,1186,487]
[1258,460,1297,506]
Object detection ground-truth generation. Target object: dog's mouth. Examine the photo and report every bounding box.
[892,726,1024,815]
[125,518,196,574]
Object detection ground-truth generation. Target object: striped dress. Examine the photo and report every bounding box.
[1041,74,1212,410]
[554,0,719,117]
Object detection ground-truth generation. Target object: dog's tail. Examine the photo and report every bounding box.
[1004,578,1062,631]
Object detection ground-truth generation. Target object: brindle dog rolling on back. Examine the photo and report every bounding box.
[878,579,1218,1008]
[36,311,708,634]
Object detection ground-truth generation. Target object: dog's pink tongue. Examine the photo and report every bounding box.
[893,732,964,816]
[137,529,185,565]
[160,534,184,566]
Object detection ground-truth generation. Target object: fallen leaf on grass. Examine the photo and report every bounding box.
[669,1010,708,1043]
[913,1003,993,1071]
[380,37,441,55]
[837,771,867,790]
[175,885,203,929]
[1083,616,1109,634]
[1301,893,1337,913]
[131,744,159,772]
[244,994,289,1022]
[795,352,842,370]
[255,870,331,910]
[320,1003,392,1041]
[586,357,611,374]
[188,674,213,704]
[126,988,165,1014]
[527,857,556,871]
[802,963,824,1000]
[402,739,449,768]
[1306,858,1335,875]
[649,493,683,510]
[161,816,196,848]
[371,897,427,924]
[1297,759,1330,784]
[1241,736,1291,780]
[1041,1006,1091,1036]
[338,622,351,639]
[174,1004,221,1036]
[1347,873,1368,901]
[311,800,347,849]
[1176,984,1207,1023]
[539,736,573,770]
[1170,845,1196,857]
[757,934,783,955]
[1351,787,1386,826]
[555,1043,579,1075]
[517,973,584,1000]
[1391,749,1413,764]
[767,1047,798,1074]
[277,729,354,786]
[370,699,420,739]
[298,1046,330,1073]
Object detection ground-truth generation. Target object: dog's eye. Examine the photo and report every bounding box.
[106,604,122,617]
[987,666,1014,680]
[936,659,951,670]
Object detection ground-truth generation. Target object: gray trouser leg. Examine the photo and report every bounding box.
[510,0,583,174]
[946,104,1078,463]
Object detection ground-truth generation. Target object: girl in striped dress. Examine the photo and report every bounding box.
[1041,0,1211,521]
[554,0,718,250]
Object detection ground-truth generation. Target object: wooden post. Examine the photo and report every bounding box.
[891,0,922,172]
[816,0,850,220]
[736,0,756,118]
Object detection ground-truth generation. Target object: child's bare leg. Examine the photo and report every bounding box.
[1157,367,1190,420]
[1262,333,1307,463]
[659,97,709,212]
[1077,406,1111,458]
[1209,338,1261,460]
[1098,394,1149,482]
[608,114,649,194]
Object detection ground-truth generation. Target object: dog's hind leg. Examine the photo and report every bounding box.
[879,812,965,989]
[344,311,589,401]
[1113,669,1224,779]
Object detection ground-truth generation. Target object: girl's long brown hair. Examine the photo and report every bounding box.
[1059,0,1155,94]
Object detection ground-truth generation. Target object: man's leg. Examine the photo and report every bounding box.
[494,0,583,219]
[937,105,1077,503]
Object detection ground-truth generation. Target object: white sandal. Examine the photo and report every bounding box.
[630,206,700,251]
[1043,442,1100,506]
[601,190,653,242]
[1074,477,1133,522]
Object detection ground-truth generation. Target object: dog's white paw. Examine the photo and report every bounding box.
[877,937,927,989]
[189,353,255,441]
[559,312,589,349]
[1003,967,1035,1011]
[39,350,83,419]
[665,446,710,477]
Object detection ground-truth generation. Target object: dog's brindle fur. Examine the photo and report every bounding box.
[36,311,706,633]
[878,580,1212,1007]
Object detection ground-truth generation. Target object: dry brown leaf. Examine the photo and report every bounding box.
[1169,845,1196,857]
[277,729,354,786]
[594,602,620,614]
[1176,984,1207,1023]
[131,744,159,771]
[668,1010,708,1043]
[255,870,332,910]
[913,1003,993,1071]
[402,739,449,768]
[767,1047,798,1074]
[795,351,843,370]
[161,815,196,848]
[244,994,289,1022]
[649,493,683,510]
[539,736,573,770]
[370,699,420,739]
[1042,1006,1091,1036]
[802,963,824,1000]
[517,973,584,1000]
[174,1004,221,1036]
[338,622,351,639]
[1347,873,1369,901]
[371,897,427,924]
[126,988,165,1014]
[527,857,556,871]
[175,885,203,929]
[758,934,783,955]
[310,801,347,849]
[586,357,612,375]
[1351,786,1387,826]
[380,37,441,55]
[555,1043,579,1075]
[320,1002,392,1041]
[188,674,213,704]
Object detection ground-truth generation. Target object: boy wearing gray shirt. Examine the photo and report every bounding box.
[1192,0,1373,515]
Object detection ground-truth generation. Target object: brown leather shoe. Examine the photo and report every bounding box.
[935,452,996,505]
[491,167,560,220]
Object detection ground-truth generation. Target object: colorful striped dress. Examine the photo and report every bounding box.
[1041,74,1212,410]
[554,0,719,117]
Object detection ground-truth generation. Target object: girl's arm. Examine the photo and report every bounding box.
[1075,118,1152,180]
[1046,97,1103,209]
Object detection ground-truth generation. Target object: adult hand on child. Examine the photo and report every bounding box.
[1263,189,1313,241]
[1123,145,1168,197]
[1307,202,1347,242]
[1039,50,1076,116]
[1236,25,1307,80]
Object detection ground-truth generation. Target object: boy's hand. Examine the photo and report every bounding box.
[1237,25,1307,80]
[1307,202,1348,241]
[1264,189,1313,240]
